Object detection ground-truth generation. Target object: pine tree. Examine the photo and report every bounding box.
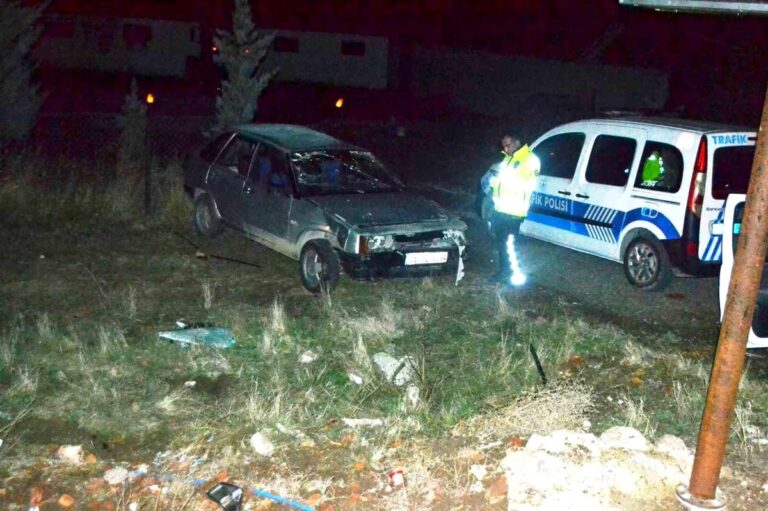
[118,78,147,171]
[0,0,43,150]
[212,0,276,132]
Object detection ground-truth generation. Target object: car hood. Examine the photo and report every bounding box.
[308,192,463,230]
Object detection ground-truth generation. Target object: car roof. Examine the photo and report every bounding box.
[562,116,754,135]
[234,124,361,152]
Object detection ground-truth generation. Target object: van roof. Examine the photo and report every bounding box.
[567,116,754,135]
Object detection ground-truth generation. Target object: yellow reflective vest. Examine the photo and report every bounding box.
[490,145,540,218]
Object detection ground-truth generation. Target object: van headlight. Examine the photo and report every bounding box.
[366,234,395,252]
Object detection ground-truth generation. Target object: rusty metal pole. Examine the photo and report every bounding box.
[677,84,768,509]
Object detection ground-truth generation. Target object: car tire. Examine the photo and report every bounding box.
[193,194,224,238]
[299,240,340,294]
[623,236,672,291]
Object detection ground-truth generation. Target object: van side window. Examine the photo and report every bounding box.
[534,133,585,180]
[585,135,636,187]
[634,142,683,193]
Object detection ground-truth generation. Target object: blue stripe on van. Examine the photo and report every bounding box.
[701,208,725,262]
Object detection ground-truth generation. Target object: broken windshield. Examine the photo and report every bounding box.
[290,150,401,196]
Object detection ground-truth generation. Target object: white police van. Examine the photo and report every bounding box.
[517,117,757,290]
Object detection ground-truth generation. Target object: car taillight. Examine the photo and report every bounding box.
[358,236,369,256]
[687,136,707,217]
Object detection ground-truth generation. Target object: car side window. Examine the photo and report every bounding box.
[634,142,683,193]
[216,136,256,178]
[585,135,636,187]
[201,133,233,163]
[251,144,293,196]
[534,132,585,179]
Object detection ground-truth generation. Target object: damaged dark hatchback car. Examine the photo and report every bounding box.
[183,124,467,293]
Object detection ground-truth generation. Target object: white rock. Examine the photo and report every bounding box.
[56,444,84,465]
[600,426,649,452]
[341,418,384,428]
[762,481,768,493]
[299,350,319,364]
[654,434,692,469]
[469,464,487,481]
[525,430,601,458]
[372,352,416,386]
[184,380,196,387]
[128,503,139,511]
[249,432,275,457]
[405,384,420,408]
[104,466,129,485]
[348,372,364,385]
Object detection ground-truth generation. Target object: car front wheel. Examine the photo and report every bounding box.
[623,236,672,291]
[299,240,340,294]
[193,195,223,238]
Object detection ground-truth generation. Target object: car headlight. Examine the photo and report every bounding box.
[367,234,395,252]
[443,229,466,245]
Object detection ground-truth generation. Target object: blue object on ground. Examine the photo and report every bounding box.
[157,328,236,349]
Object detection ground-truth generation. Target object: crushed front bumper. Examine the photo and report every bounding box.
[339,247,462,280]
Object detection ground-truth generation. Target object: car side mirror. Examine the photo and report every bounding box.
[207,482,243,511]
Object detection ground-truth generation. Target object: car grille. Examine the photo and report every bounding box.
[393,230,449,250]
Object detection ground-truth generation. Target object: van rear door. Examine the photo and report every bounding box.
[699,131,756,263]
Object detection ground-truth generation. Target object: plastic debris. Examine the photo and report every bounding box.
[388,468,406,489]
[104,466,129,485]
[249,432,275,457]
[299,350,319,364]
[56,445,84,465]
[348,372,364,385]
[158,327,235,349]
[341,418,384,428]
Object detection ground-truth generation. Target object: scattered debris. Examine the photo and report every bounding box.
[341,418,384,428]
[388,468,406,490]
[249,432,275,457]
[405,383,421,409]
[103,466,129,485]
[299,350,319,364]
[348,372,364,385]
[157,327,236,349]
[56,445,84,465]
[469,464,488,493]
[372,352,416,386]
[184,380,197,388]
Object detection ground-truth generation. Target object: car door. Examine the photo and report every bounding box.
[569,129,644,261]
[522,131,587,247]
[240,143,295,255]
[208,135,257,224]
[719,194,768,349]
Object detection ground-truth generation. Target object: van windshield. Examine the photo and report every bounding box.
[712,146,755,199]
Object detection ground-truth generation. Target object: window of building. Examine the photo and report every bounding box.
[341,40,366,57]
[535,133,586,179]
[585,135,636,187]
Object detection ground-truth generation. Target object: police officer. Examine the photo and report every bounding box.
[489,144,540,286]
[481,135,521,196]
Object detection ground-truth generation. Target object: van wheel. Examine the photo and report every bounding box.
[623,237,672,291]
[299,240,340,294]
[193,195,223,238]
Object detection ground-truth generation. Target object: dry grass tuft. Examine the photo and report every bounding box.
[452,383,595,440]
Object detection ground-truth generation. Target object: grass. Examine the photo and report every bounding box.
[1,157,767,508]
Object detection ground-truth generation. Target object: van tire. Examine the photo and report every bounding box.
[623,236,672,291]
[299,240,340,294]
[193,194,224,238]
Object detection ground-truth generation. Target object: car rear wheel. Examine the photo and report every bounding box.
[623,236,672,291]
[299,240,340,294]
[193,195,224,238]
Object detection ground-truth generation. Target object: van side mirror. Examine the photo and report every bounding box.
[207,482,243,511]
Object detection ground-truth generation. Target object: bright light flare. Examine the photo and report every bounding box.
[145,93,155,104]
[335,98,344,108]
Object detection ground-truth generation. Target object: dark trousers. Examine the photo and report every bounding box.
[492,212,523,276]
